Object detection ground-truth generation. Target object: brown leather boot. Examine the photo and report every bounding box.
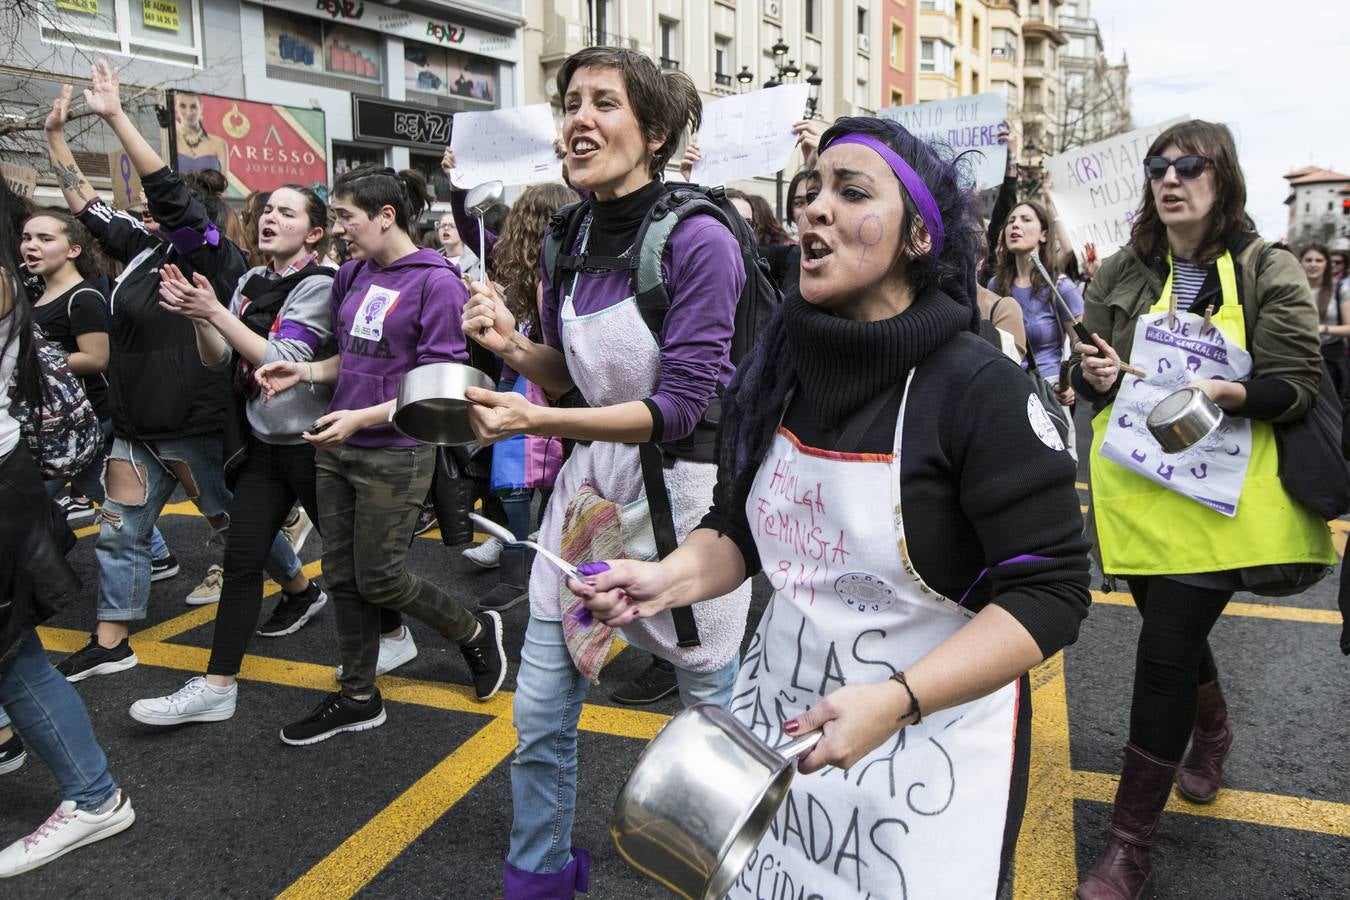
[1076,743,1178,900]
[1175,680,1233,803]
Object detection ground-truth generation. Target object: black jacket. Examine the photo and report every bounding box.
[79,168,247,441]
[0,443,80,675]
[703,331,1091,657]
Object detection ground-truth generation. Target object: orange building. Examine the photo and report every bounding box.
[881,0,919,108]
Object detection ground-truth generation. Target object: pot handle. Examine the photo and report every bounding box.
[774,730,823,760]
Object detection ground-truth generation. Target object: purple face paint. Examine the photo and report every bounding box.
[824,133,945,256]
[856,213,885,264]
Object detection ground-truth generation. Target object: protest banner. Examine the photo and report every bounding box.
[449,103,561,188]
[691,84,810,186]
[1043,117,1187,257]
[0,162,38,200]
[877,92,1008,189]
[107,151,144,209]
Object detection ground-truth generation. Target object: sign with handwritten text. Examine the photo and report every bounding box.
[1043,117,1187,258]
[0,162,38,200]
[690,84,810,186]
[877,92,1008,189]
[449,103,562,188]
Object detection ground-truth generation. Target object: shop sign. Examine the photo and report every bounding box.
[352,95,454,149]
[315,0,363,21]
[264,0,519,62]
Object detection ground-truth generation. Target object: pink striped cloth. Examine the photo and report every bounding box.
[559,484,627,683]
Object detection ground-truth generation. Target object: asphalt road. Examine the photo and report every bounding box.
[3,409,1348,899]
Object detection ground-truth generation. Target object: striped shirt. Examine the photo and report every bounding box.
[1170,258,1208,309]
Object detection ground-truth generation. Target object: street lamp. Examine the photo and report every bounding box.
[805,72,822,119]
[736,66,754,91]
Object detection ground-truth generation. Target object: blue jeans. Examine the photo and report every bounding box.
[45,428,171,562]
[508,615,738,874]
[95,434,301,622]
[0,632,117,810]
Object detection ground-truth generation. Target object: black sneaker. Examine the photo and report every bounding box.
[0,733,26,775]
[413,508,437,536]
[610,657,678,706]
[459,611,506,701]
[150,552,180,582]
[256,583,329,638]
[57,494,97,523]
[280,691,386,746]
[55,635,139,683]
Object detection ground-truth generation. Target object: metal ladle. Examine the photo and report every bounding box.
[463,179,504,281]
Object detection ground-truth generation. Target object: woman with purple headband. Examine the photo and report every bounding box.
[576,116,1091,896]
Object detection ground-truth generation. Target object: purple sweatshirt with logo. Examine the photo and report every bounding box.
[539,216,742,442]
[331,248,468,448]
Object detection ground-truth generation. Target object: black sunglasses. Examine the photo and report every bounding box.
[1144,154,1212,180]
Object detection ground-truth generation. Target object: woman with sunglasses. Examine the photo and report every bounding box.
[1072,120,1332,900]
[577,116,1090,898]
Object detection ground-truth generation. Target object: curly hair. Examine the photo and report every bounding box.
[22,211,107,282]
[491,183,579,330]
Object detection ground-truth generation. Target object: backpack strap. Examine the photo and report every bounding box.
[543,199,592,309]
[638,441,701,647]
[632,187,737,336]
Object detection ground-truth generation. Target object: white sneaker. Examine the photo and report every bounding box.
[0,791,135,878]
[462,537,502,569]
[282,507,314,555]
[129,676,237,725]
[185,565,224,606]
[334,626,419,679]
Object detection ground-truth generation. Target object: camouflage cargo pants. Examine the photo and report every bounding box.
[316,444,478,696]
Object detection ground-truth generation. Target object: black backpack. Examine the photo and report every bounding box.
[541,182,781,647]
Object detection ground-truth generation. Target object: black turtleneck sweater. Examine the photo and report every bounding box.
[701,292,1091,656]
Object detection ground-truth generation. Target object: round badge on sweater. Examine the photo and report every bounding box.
[834,572,897,613]
[1027,393,1066,451]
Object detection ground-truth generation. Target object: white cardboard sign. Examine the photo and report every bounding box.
[877,92,1009,190]
[1043,117,1188,258]
[449,103,562,189]
[690,84,810,186]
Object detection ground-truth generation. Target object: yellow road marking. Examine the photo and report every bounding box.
[35,625,670,738]
[1073,770,1350,838]
[279,717,519,900]
[1014,653,1079,899]
[1092,590,1341,625]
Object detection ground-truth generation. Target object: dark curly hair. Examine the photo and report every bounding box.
[716,115,985,510]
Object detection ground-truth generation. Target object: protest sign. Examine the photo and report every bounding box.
[877,92,1008,189]
[690,84,810,186]
[107,151,144,209]
[1043,117,1187,257]
[0,162,38,200]
[449,103,562,188]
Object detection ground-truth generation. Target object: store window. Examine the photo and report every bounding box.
[405,43,498,106]
[43,0,202,66]
[263,9,383,86]
[332,143,385,178]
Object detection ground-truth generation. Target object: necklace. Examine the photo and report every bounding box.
[182,129,206,150]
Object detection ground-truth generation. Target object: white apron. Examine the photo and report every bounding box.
[728,376,1021,899]
[526,237,750,673]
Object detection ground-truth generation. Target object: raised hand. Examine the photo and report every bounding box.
[461,277,517,356]
[45,85,73,135]
[83,59,124,121]
[792,120,824,167]
[679,142,701,182]
[441,147,456,174]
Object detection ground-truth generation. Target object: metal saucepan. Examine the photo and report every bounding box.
[611,703,822,900]
[1147,385,1224,453]
[391,362,495,446]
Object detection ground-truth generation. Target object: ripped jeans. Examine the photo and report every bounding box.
[94,433,301,623]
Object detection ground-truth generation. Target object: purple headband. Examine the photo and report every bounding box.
[828,133,945,256]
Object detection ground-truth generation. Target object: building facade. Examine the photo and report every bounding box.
[5,0,526,206]
[880,0,918,108]
[1284,168,1350,246]
[1056,0,1129,153]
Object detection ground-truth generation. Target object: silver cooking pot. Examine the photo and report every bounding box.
[391,362,495,446]
[610,702,822,900]
[1147,385,1224,453]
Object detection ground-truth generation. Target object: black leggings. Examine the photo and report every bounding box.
[1124,576,1231,761]
[207,437,399,676]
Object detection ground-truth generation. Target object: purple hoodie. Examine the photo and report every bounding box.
[331,248,468,448]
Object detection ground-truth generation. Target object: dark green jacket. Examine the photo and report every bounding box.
[1078,235,1321,422]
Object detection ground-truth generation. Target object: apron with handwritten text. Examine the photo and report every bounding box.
[728,375,1020,899]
